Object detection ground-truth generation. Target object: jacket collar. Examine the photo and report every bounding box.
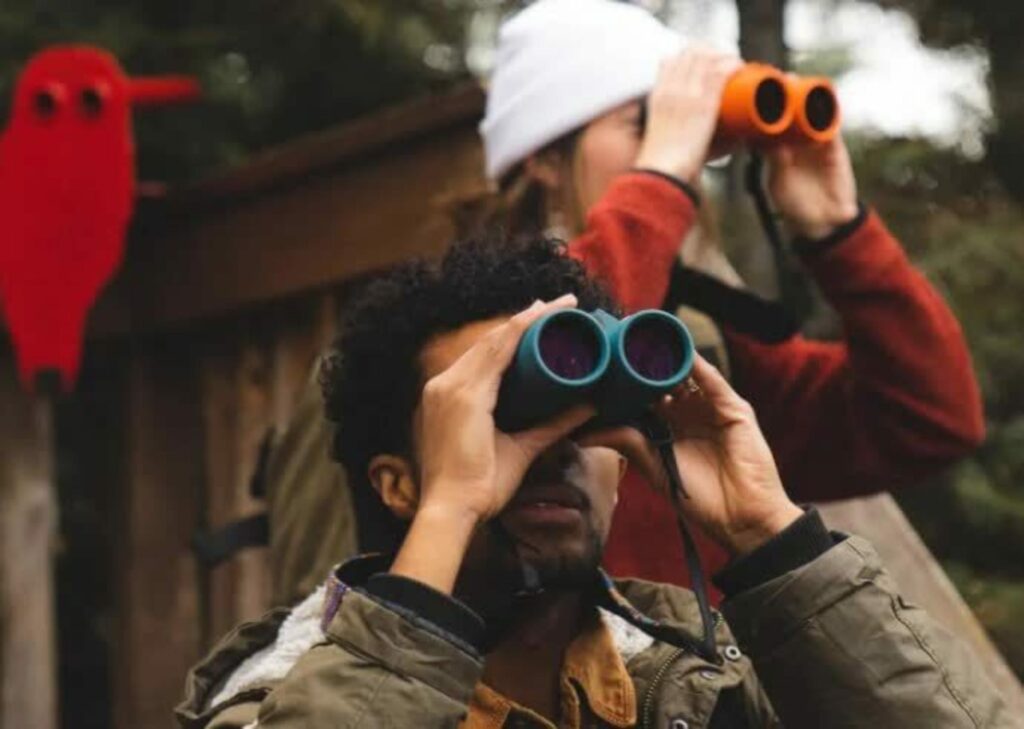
[333,553,720,660]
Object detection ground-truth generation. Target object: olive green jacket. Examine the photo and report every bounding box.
[177,536,1017,729]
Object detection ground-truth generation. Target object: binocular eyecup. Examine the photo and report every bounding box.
[494,309,695,432]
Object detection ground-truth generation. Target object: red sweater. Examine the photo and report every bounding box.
[569,172,985,587]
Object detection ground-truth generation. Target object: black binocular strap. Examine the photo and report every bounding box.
[642,416,721,664]
[744,152,786,263]
[664,151,804,346]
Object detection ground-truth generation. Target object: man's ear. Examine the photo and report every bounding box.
[368,455,419,520]
[616,453,629,483]
[524,149,563,191]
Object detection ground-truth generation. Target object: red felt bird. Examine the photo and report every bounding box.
[0,45,198,392]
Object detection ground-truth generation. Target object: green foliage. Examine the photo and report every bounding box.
[0,0,480,181]
[791,46,856,79]
[944,560,1024,680]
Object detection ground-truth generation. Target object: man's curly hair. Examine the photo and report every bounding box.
[319,233,618,547]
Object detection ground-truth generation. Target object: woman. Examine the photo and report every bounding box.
[479,0,984,585]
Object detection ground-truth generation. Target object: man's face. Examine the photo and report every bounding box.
[416,316,625,588]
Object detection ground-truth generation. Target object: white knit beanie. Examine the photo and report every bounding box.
[480,0,684,181]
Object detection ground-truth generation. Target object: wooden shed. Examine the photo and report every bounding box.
[1,84,1020,728]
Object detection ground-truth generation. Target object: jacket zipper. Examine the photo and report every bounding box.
[639,613,722,729]
[640,648,684,729]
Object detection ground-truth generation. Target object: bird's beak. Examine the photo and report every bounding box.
[128,76,201,107]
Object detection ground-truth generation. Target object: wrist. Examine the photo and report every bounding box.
[417,496,487,532]
[390,501,481,595]
[631,168,701,208]
[723,502,804,557]
[786,201,860,240]
[634,150,701,187]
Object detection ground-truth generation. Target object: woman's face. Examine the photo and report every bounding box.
[573,100,645,215]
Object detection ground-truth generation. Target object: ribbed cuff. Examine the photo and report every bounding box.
[713,509,835,598]
[632,168,701,208]
[365,574,486,652]
[792,202,869,257]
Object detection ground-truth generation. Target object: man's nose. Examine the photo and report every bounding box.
[532,438,582,473]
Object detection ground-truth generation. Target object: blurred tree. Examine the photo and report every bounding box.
[737,0,786,66]
[870,0,1024,204]
[0,0,480,182]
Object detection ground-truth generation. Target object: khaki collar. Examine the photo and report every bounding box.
[463,607,636,729]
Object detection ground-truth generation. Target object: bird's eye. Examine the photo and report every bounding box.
[79,83,109,119]
[31,83,65,120]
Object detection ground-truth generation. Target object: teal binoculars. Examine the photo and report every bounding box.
[495,309,695,432]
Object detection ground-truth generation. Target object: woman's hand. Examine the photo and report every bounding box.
[765,135,859,240]
[635,46,742,185]
[579,355,802,556]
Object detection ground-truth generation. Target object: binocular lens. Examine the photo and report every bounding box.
[804,87,837,132]
[754,78,787,125]
[622,318,685,382]
[538,318,602,380]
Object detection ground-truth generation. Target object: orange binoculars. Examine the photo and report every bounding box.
[718,63,840,145]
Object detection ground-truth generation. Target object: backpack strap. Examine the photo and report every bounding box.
[666,262,799,344]
[192,513,270,569]
[191,427,275,567]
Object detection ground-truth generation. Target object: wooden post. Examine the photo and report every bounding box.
[818,494,1024,714]
[0,357,56,729]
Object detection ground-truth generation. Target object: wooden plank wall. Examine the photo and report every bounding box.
[114,341,204,729]
[111,293,335,728]
[95,91,480,727]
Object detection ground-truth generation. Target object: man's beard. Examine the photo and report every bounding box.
[512,525,604,590]
[459,517,605,605]
[455,521,605,646]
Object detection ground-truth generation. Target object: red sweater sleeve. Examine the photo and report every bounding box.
[567,172,698,313]
[727,210,985,501]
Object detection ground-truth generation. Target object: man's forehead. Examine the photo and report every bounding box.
[418,315,512,381]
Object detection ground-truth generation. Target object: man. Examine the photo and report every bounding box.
[178,237,1013,728]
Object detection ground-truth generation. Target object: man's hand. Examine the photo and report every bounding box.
[391,295,594,594]
[764,135,859,240]
[635,47,742,185]
[580,355,802,556]
[415,295,595,523]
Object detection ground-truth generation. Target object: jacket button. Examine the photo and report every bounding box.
[723,645,742,661]
[670,719,690,729]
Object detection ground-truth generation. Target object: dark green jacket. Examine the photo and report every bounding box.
[177,531,1017,728]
